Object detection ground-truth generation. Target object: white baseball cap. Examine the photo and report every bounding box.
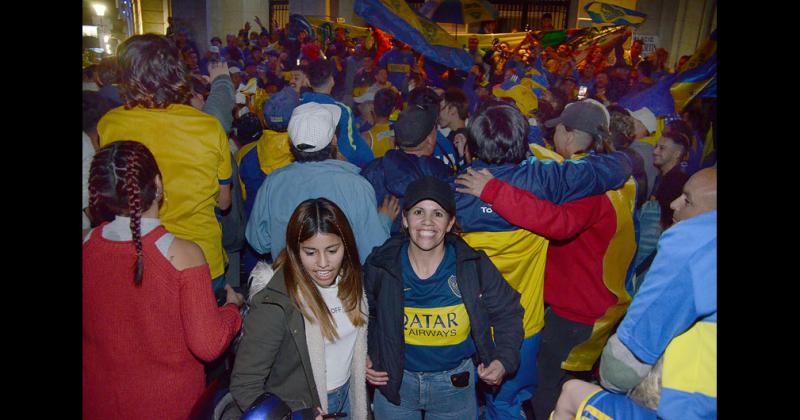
[629,107,657,134]
[287,102,342,152]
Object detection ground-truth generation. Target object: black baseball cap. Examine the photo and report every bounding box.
[403,176,456,217]
[394,104,437,148]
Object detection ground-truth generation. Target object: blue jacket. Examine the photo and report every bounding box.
[364,234,524,406]
[615,210,716,420]
[433,130,459,172]
[361,150,453,235]
[300,92,375,168]
[455,151,634,233]
[245,159,390,263]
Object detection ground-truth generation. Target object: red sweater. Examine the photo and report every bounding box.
[481,178,634,326]
[83,224,242,420]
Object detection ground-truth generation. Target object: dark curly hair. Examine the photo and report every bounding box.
[89,141,162,286]
[117,34,193,109]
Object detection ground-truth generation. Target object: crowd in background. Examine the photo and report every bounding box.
[82,13,717,420]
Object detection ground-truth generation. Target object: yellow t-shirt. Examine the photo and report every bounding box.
[98,104,232,278]
[363,122,395,159]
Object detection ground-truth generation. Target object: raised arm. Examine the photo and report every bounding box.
[508,149,634,204]
[202,62,235,134]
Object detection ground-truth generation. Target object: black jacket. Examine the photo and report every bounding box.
[363,234,524,405]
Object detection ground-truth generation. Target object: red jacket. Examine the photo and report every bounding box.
[83,224,242,420]
[480,176,636,371]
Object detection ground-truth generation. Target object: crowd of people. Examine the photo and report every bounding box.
[82,14,717,420]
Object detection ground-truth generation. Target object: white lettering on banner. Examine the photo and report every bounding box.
[480,206,494,214]
[633,34,659,55]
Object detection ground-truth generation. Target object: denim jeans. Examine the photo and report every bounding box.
[327,382,351,420]
[372,357,477,420]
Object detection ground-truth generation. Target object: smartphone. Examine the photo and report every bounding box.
[577,85,588,100]
[322,413,348,419]
[450,371,470,388]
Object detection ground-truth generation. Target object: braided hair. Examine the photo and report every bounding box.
[88,141,162,286]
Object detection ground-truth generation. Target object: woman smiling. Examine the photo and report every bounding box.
[363,176,524,419]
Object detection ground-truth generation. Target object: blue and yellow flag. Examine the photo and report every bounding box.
[584,2,647,27]
[671,30,716,112]
[524,61,549,90]
[699,76,716,99]
[620,30,716,116]
[306,17,373,40]
[354,0,474,71]
[618,73,679,118]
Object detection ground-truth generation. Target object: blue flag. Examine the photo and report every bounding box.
[618,73,679,118]
[354,0,474,71]
[699,76,716,98]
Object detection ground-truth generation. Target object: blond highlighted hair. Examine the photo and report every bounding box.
[276,198,366,342]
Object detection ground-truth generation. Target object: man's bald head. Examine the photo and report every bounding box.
[670,167,717,224]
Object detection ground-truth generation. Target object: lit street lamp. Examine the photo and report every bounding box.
[92,3,106,16]
[93,3,108,55]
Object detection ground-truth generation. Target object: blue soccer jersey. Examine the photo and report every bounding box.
[402,243,476,372]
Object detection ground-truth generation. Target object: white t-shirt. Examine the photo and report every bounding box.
[316,277,357,391]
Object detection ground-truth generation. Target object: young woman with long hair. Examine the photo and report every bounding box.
[230,198,369,420]
[82,140,244,420]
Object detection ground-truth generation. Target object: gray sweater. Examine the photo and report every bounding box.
[202,74,235,134]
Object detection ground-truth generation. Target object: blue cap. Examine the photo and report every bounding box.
[263,87,300,131]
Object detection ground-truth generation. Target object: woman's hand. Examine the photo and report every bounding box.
[366,355,389,386]
[455,168,494,198]
[477,359,506,386]
[225,284,245,308]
